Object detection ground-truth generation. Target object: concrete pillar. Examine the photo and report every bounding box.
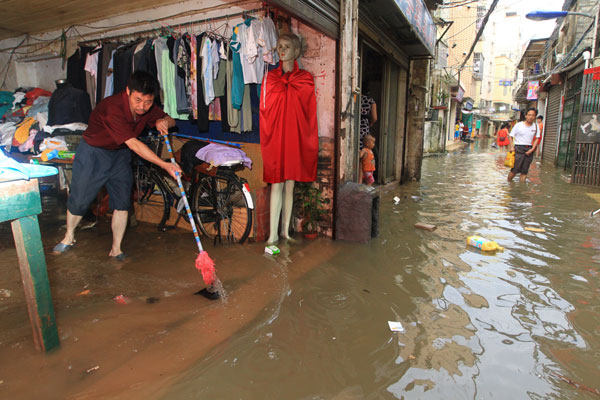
[404,58,429,182]
[337,0,359,184]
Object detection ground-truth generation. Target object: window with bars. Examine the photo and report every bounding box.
[473,53,483,80]
[582,75,600,114]
[476,6,486,30]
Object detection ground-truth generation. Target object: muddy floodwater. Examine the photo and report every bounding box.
[1,140,600,399]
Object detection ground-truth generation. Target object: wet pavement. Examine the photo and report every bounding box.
[1,139,600,399]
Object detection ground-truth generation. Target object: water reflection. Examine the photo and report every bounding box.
[163,142,600,399]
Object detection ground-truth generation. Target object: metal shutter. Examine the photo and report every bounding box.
[543,85,562,163]
[268,0,339,39]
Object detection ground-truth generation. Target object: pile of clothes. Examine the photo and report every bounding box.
[0,83,91,155]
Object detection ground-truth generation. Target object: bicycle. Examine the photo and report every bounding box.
[132,132,253,244]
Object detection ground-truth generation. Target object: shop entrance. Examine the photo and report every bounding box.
[358,40,406,184]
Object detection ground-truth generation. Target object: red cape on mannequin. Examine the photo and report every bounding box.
[260,60,318,184]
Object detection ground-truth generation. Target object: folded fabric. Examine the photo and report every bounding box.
[25,88,52,106]
[12,92,26,108]
[43,122,88,134]
[27,97,50,117]
[0,122,17,147]
[35,111,48,130]
[195,143,252,169]
[0,151,57,183]
[14,117,36,144]
[0,91,14,105]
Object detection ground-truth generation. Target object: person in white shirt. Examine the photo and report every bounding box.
[507,107,540,183]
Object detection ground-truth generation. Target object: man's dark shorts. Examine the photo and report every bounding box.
[67,139,133,216]
[511,144,534,175]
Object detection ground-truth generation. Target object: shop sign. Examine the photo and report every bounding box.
[527,81,539,100]
[452,86,465,102]
[583,66,600,80]
[394,0,436,56]
[499,80,513,86]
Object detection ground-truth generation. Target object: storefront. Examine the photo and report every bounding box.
[557,70,583,169]
[0,0,339,239]
[541,79,563,164]
[356,0,435,183]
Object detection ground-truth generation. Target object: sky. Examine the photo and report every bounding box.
[491,0,566,45]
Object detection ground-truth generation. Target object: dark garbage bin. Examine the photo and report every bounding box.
[335,182,379,243]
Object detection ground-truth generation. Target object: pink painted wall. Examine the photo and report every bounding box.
[292,19,337,139]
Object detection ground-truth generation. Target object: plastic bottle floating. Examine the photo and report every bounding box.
[467,235,504,252]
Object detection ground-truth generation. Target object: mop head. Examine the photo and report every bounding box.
[195,251,216,285]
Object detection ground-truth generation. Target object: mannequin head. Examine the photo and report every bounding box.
[277,33,302,62]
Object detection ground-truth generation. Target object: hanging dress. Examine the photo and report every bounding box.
[259,60,318,183]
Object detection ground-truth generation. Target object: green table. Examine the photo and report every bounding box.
[0,178,60,352]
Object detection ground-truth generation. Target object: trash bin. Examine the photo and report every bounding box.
[335,182,379,243]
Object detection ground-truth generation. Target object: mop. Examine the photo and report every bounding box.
[160,132,219,299]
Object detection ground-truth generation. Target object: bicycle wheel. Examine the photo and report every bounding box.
[132,165,171,231]
[192,171,253,244]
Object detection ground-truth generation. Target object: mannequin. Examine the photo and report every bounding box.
[259,33,319,245]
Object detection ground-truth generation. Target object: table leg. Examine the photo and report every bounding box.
[11,215,60,352]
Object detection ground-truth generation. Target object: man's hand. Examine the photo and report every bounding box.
[155,118,170,135]
[162,161,182,180]
[525,149,532,156]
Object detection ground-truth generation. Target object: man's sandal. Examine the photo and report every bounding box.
[52,241,75,255]
[111,253,128,262]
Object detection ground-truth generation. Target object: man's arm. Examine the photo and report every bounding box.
[527,125,540,155]
[125,137,181,179]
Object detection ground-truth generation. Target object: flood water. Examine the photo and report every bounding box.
[1,139,599,399]
[164,140,600,399]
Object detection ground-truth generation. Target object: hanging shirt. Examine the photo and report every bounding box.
[103,50,116,99]
[230,24,246,110]
[173,38,190,114]
[259,61,318,183]
[211,39,221,78]
[261,17,279,65]
[84,47,100,78]
[201,37,215,106]
[153,38,168,103]
[238,22,261,85]
[161,49,187,120]
[190,35,199,119]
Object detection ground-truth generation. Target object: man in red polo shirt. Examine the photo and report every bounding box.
[53,71,181,260]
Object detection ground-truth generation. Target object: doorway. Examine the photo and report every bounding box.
[358,40,407,184]
[359,42,384,181]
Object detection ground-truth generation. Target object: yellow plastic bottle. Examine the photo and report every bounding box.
[467,235,504,252]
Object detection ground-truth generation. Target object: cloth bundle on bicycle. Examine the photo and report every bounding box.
[195,143,252,169]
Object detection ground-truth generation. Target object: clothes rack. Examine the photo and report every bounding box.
[77,7,268,46]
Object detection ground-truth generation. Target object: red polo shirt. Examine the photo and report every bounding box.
[83,91,166,150]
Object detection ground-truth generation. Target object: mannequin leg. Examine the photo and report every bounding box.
[281,180,296,241]
[267,182,284,244]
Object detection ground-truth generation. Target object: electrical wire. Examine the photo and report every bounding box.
[521,19,595,81]
[0,35,28,88]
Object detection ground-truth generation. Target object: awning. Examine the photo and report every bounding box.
[359,0,436,57]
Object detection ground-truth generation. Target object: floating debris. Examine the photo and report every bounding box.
[415,223,437,231]
[524,227,545,233]
[86,365,100,373]
[387,321,405,332]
